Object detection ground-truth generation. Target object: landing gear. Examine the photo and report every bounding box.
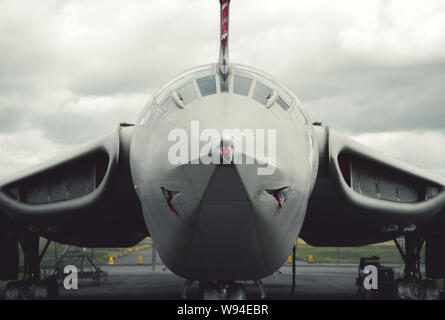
[181,279,194,299]
[356,230,440,300]
[254,280,266,299]
[4,281,27,300]
[394,231,439,300]
[394,231,423,279]
[5,278,59,300]
[199,282,247,300]
[4,233,59,300]
[227,283,247,300]
[182,280,264,300]
[201,282,221,300]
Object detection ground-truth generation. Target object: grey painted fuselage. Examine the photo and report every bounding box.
[130,63,318,280]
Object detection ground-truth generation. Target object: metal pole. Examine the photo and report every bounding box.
[291,244,296,294]
[218,0,231,91]
[152,241,157,274]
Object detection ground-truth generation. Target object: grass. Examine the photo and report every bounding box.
[45,240,153,267]
[8,237,415,269]
[292,243,419,265]
[93,243,152,265]
[33,238,415,267]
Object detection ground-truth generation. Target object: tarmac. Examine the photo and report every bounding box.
[58,248,371,300]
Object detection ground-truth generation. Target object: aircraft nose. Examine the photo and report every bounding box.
[134,119,313,280]
[138,151,309,280]
[180,164,269,280]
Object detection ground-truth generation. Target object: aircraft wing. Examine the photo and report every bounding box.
[0,125,147,248]
[301,125,445,247]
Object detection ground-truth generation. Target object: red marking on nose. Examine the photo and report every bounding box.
[273,192,283,214]
[161,187,182,220]
[167,200,181,220]
[220,147,231,155]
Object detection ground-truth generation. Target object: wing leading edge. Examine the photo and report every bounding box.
[301,125,445,246]
[0,125,147,248]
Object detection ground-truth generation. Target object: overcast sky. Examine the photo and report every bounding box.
[1,0,445,178]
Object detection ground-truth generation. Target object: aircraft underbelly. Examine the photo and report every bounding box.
[139,164,308,280]
[181,201,267,280]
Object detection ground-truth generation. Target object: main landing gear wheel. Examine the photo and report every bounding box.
[4,281,27,300]
[394,230,439,300]
[4,278,59,300]
[4,233,60,300]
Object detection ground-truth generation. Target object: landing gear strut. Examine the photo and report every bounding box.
[394,231,424,279]
[394,231,439,300]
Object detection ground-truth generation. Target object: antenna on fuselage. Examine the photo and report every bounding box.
[218,0,230,91]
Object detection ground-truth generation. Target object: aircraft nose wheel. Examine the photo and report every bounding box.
[198,281,247,300]
[202,282,221,300]
[227,283,246,300]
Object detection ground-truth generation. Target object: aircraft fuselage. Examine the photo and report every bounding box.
[130,63,318,280]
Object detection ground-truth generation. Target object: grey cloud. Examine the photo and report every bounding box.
[1,0,445,177]
[353,130,445,177]
[30,93,148,145]
[0,106,28,133]
[299,62,445,134]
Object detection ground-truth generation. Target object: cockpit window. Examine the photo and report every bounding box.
[252,82,273,106]
[277,97,290,111]
[159,97,176,114]
[197,75,217,97]
[233,75,252,96]
[140,107,153,125]
[155,64,213,105]
[177,82,196,105]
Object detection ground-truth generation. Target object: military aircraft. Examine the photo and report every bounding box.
[1,0,445,300]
